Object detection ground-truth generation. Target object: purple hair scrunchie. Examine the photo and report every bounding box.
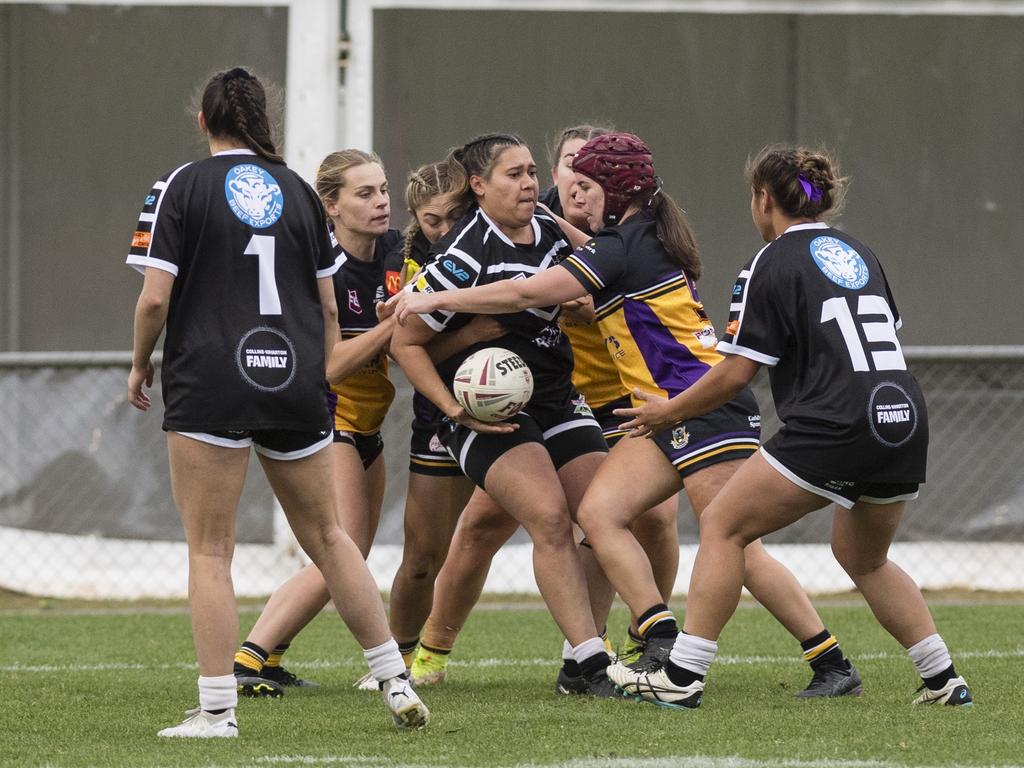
[798,174,823,204]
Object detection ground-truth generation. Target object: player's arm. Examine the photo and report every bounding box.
[560,295,596,324]
[389,265,586,324]
[425,315,506,365]
[128,267,174,411]
[391,315,515,435]
[326,316,396,384]
[318,276,340,373]
[536,202,590,249]
[615,354,761,437]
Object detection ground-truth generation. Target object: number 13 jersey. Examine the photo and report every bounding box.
[126,149,342,433]
[718,222,927,482]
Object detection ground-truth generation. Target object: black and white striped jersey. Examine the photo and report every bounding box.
[126,149,341,433]
[719,222,927,480]
[411,205,575,405]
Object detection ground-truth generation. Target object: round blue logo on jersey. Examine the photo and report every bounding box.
[225,164,284,228]
[809,236,869,290]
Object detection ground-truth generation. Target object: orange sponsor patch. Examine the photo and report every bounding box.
[726,320,740,336]
[131,230,151,249]
[385,271,401,297]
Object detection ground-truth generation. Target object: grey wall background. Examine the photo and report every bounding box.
[0,4,288,352]
[373,10,1024,343]
[1,7,1020,351]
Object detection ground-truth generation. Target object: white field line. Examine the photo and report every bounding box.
[2,647,1021,674]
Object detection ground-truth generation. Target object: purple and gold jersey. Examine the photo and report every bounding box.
[560,211,720,403]
[330,229,400,433]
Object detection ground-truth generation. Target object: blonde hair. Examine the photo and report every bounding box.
[315,148,382,202]
[401,159,468,263]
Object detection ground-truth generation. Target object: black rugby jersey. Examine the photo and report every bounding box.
[411,205,575,404]
[330,228,401,433]
[560,212,722,401]
[126,149,341,432]
[719,222,927,481]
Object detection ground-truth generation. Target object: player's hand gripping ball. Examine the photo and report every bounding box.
[453,347,534,423]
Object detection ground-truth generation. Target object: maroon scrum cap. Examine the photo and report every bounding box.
[571,132,657,226]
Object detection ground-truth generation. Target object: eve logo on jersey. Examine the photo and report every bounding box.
[442,259,470,282]
[226,164,284,228]
[235,327,297,392]
[810,236,869,290]
[867,382,918,448]
[348,289,363,314]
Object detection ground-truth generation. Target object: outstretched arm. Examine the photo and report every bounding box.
[615,354,761,437]
[387,265,587,325]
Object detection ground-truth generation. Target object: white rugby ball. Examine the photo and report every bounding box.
[452,347,534,423]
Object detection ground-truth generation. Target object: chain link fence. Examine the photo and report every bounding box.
[1,348,1022,599]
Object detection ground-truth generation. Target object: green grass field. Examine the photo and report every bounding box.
[2,596,1021,768]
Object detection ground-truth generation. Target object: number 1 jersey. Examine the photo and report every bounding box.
[126,150,341,433]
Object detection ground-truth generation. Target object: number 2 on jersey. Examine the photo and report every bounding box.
[820,295,906,372]
[244,234,281,315]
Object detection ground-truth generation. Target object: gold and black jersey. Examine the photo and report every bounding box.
[330,229,401,433]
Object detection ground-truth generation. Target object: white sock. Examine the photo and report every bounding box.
[571,636,607,665]
[907,633,952,680]
[669,632,718,677]
[364,638,406,682]
[198,674,237,712]
[562,639,574,662]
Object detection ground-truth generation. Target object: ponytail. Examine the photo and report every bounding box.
[200,67,283,164]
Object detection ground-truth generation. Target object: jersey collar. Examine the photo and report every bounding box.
[781,222,829,236]
[478,207,541,248]
[213,148,258,156]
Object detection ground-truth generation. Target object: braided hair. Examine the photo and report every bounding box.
[745,144,848,220]
[200,67,283,164]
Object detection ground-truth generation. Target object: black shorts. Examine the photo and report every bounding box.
[178,429,332,461]
[439,391,608,488]
[408,417,463,477]
[760,447,920,509]
[333,429,384,470]
[651,387,761,480]
[592,394,631,448]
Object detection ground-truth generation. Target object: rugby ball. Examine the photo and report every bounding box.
[452,347,534,423]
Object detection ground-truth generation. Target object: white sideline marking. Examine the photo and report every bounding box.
[2,647,1021,674]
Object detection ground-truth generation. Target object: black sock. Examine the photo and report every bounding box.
[665,659,704,687]
[204,708,228,715]
[578,651,611,679]
[233,641,269,676]
[638,603,678,640]
[924,663,957,691]
[800,629,846,670]
[398,639,419,656]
